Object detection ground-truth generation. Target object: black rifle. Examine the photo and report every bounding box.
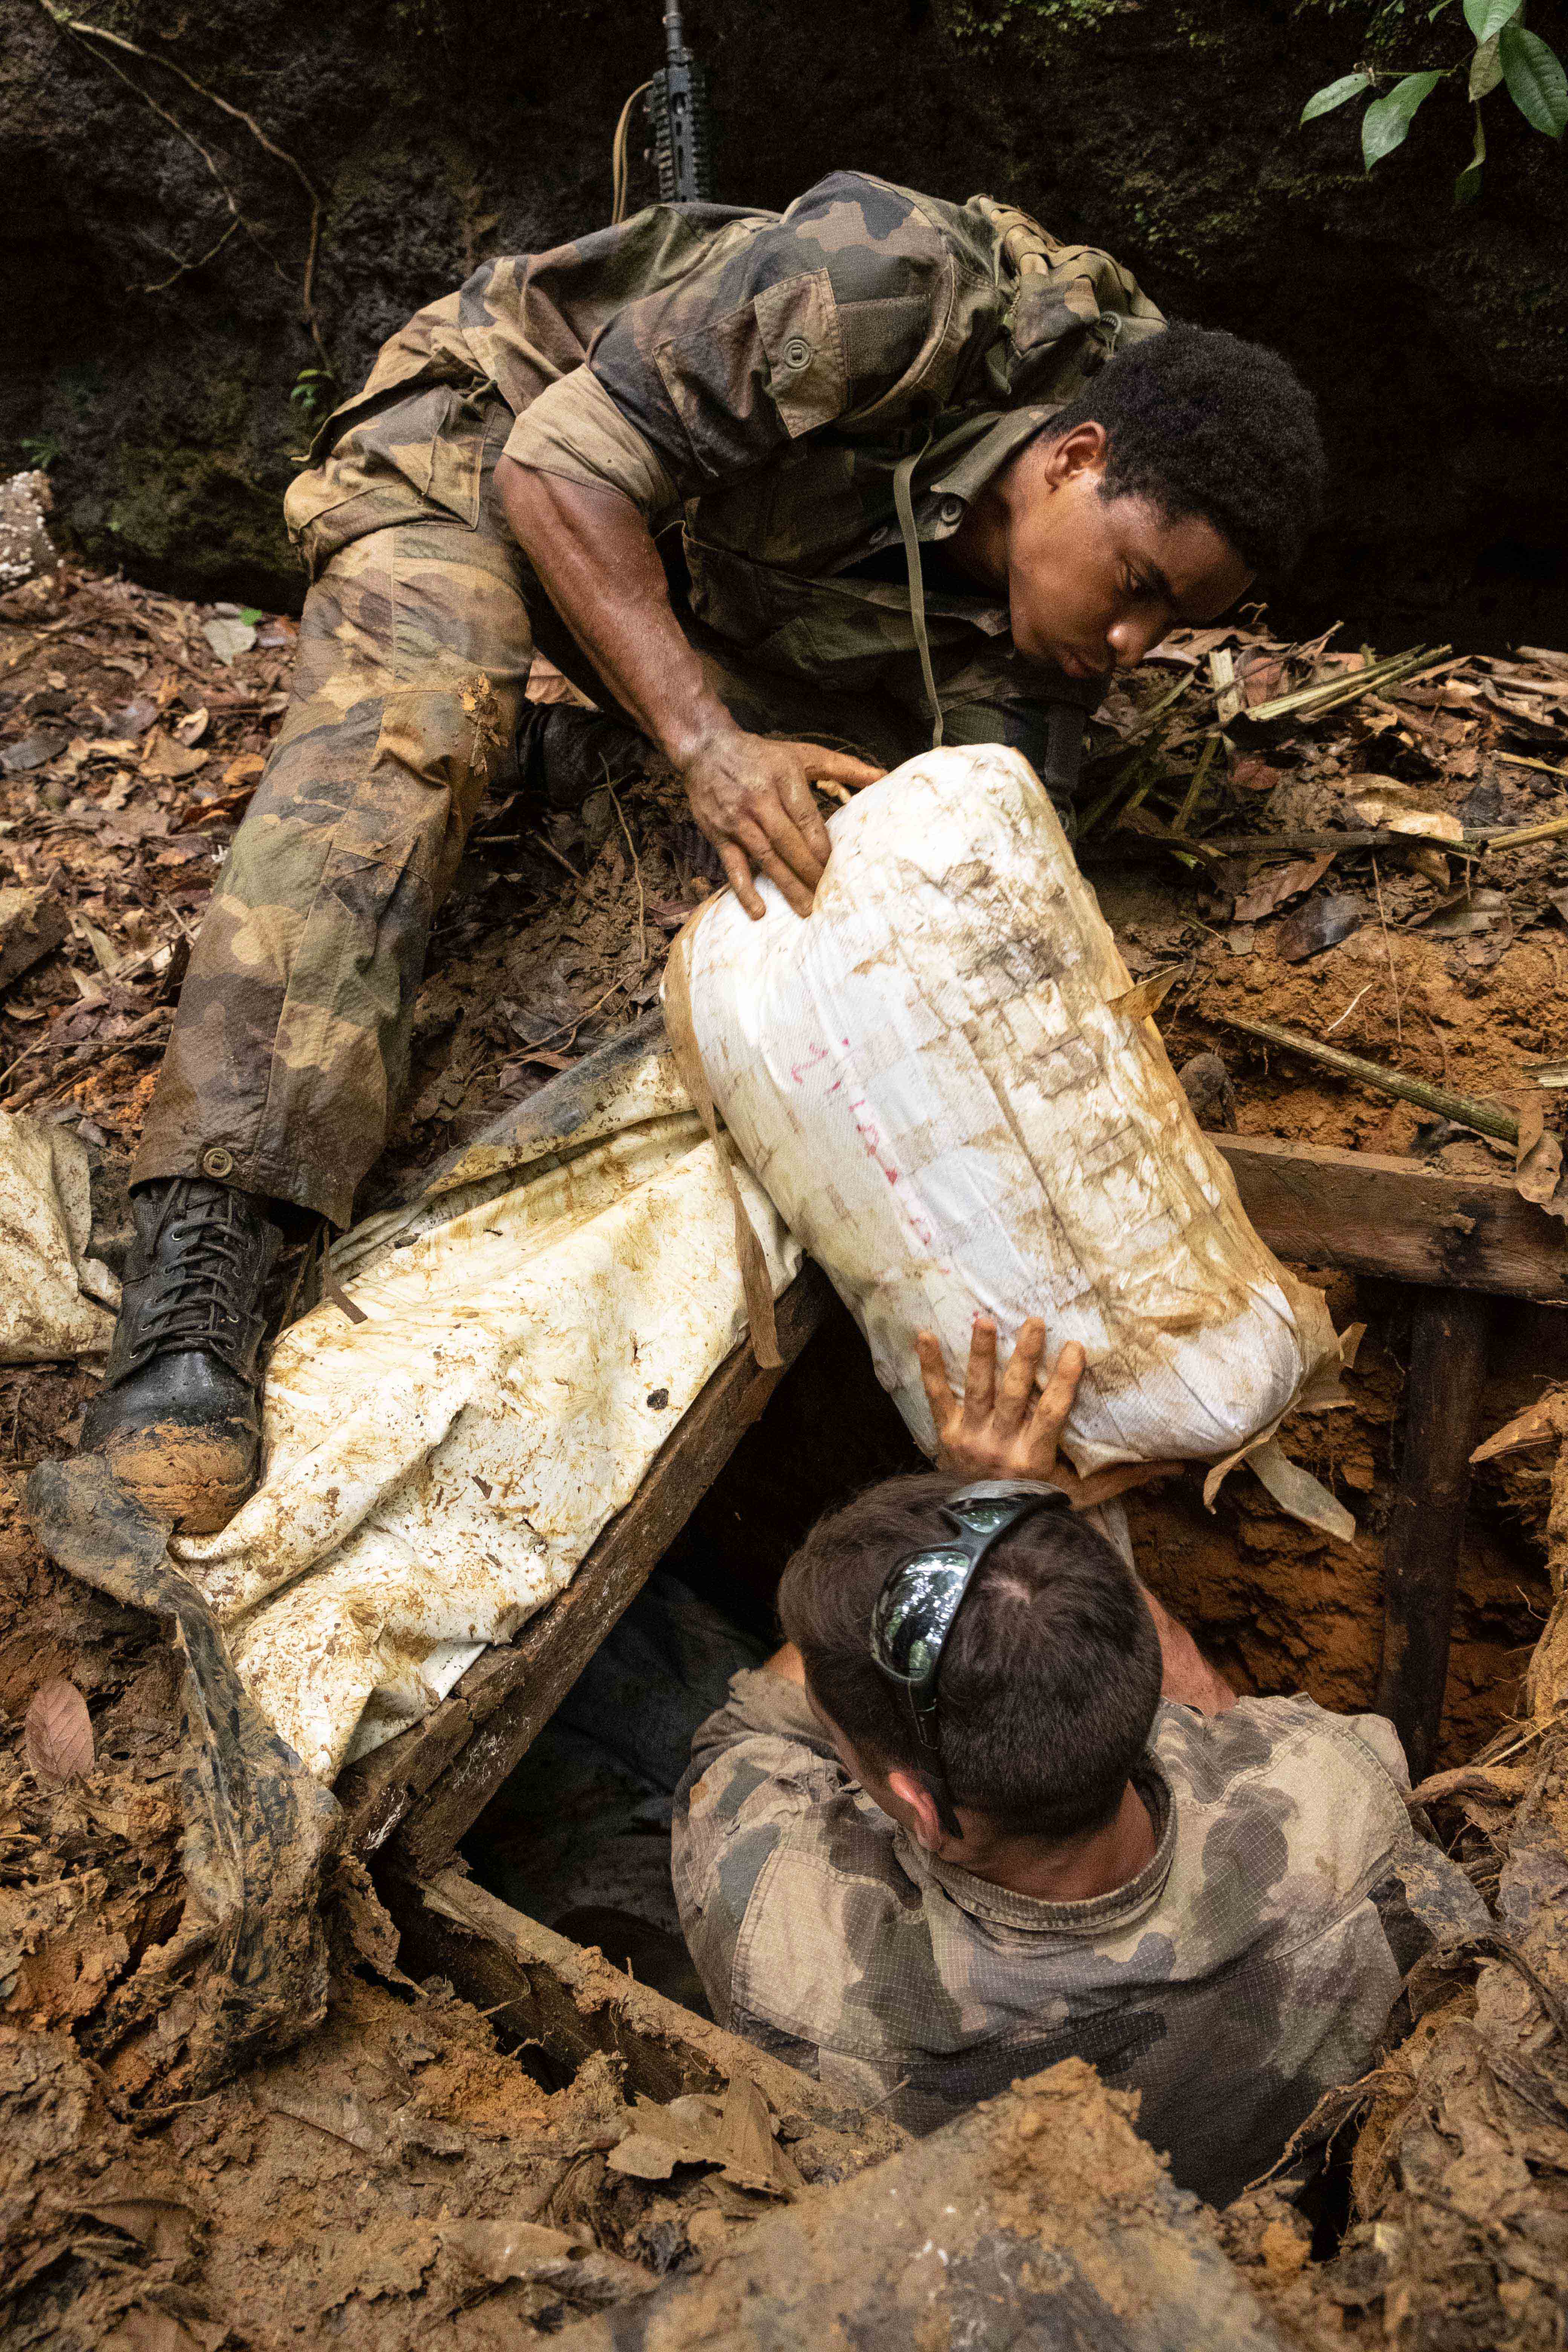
[648,4,713,202]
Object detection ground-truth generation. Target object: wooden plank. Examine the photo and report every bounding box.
[339,1262,833,1860]
[1216,1133,1568,1302]
[1378,1288,1493,1780]
[395,1868,903,2150]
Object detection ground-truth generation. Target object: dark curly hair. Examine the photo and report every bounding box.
[1044,323,1326,580]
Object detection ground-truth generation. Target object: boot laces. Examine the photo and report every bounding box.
[135,1181,266,1370]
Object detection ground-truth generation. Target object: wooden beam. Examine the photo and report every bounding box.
[1216,1133,1568,1302]
[339,1262,833,1861]
[393,1868,902,2150]
[1377,1288,1493,1781]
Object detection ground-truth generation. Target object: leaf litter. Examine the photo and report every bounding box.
[6,568,1568,2341]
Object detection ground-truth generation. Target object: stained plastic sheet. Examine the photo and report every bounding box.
[26,1452,341,2101]
[163,1037,801,1782]
[0,1111,118,1360]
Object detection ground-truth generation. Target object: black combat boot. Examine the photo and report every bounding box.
[80,1177,282,1536]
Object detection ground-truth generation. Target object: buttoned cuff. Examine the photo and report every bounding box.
[503,369,679,525]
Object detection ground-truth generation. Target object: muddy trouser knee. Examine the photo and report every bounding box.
[131,516,534,1227]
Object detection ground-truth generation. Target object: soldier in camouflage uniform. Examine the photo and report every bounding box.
[673,1321,1485,2207]
[84,171,1326,1531]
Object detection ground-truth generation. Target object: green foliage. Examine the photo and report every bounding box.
[19,433,62,472]
[1500,21,1568,130]
[1299,0,1566,197]
[944,0,1119,45]
[288,366,337,426]
[1361,66,1443,158]
[1300,69,1372,118]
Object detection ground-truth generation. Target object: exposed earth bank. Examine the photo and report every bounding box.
[3,0,1567,644]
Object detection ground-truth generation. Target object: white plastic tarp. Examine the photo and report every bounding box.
[168,1045,800,1782]
[0,1111,118,1361]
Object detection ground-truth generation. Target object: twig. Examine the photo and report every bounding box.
[1371,858,1403,1049]
[529,829,585,884]
[1499,754,1568,781]
[1215,1014,1519,1145]
[0,1034,51,1093]
[1239,643,1452,727]
[1172,731,1220,835]
[605,773,646,963]
[1482,812,1568,854]
[1323,983,1373,1038]
[6,1006,171,1112]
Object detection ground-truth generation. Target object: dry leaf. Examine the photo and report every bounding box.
[1349,782,1464,842]
[1107,966,1183,1020]
[202,616,256,665]
[221,753,266,786]
[24,1676,94,1782]
[173,706,210,746]
[1276,893,1365,962]
[1232,851,1335,925]
[141,732,208,782]
[1471,1389,1568,1464]
[1513,1097,1567,1218]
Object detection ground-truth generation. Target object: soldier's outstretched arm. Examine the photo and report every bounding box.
[498,456,879,917]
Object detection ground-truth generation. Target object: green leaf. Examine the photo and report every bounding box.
[1462,0,1520,43]
[1500,23,1568,135]
[1300,70,1371,124]
[1361,71,1444,169]
[1455,106,1486,202]
[1470,29,1505,97]
[239,606,264,625]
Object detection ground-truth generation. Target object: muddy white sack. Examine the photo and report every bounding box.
[673,744,1346,1498]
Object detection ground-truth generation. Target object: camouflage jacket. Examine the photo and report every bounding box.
[671,1671,1486,2208]
[295,173,1165,717]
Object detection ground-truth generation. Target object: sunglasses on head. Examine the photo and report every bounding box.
[868,1479,1071,1839]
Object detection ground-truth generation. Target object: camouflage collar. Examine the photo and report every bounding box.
[928,403,1060,515]
[908,1754,1177,1936]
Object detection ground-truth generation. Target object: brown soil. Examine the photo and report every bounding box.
[1127,1271,1550,1769]
[6,575,1568,2342]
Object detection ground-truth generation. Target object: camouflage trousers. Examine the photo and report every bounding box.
[133,386,1084,1228]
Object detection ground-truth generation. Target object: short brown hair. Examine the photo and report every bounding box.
[778,1473,1161,1841]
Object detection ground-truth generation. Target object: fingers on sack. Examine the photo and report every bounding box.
[720,841,766,922]
[962,1317,998,1423]
[745,799,827,900]
[791,742,886,790]
[775,766,834,864]
[1031,1338,1086,1438]
[916,1330,957,1421]
[996,1315,1047,1434]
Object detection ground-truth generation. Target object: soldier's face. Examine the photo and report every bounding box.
[1002,426,1254,682]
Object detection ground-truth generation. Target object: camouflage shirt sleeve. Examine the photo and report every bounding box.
[586,172,984,494]
[672,1666,850,2040]
[501,368,680,524]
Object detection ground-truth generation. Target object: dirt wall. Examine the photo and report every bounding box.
[3,0,1567,642]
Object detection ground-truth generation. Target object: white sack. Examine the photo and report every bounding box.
[0,1112,118,1361]
[672,744,1346,1498]
[170,1052,801,1782]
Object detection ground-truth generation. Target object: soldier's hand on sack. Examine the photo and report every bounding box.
[682,730,883,920]
[916,1318,1181,1509]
